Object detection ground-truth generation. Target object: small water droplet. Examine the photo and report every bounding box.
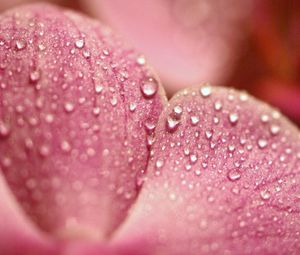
[270,124,280,135]
[190,116,199,125]
[173,105,183,117]
[166,116,180,132]
[61,140,71,152]
[39,145,50,157]
[15,39,26,50]
[227,169,241,181]
[110,96,118,106]
[190,154,198,163]
[0,121,10,137]
[29,69,41,83]
[64,102,75,113]
[129,102,137,112]
[205,130,213,139]
[156,159,164,169]
[75,38,85,49]
[260,114,269,123]
[144,119,156,133]
[258,138,268,149]
[229,113,239,125]
[136,55,146,65]
[38,43,46,51]
[214,101,222,111]
[95,84,103,94]
[260,190,271,200]
[200,85,212,97]
[141,78,158,98]
[239,93,249,102]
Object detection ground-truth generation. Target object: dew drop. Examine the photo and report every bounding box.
[144,119,156,133]
[15,39,26,50]
[129,102,137,112]
[0,121,10,137]
[214,101,222,111]
[205,130,213,139]
[258,138,268,149]
[39,145,50,157]
[173,105,183,117]
[200,85,212,97]
[156,159,164,169]
[75,38,85,49]
[190,154,198,164]
[141,78,158,98]
[166,116,180,132]
[260,114,269,123]
[260,190,271,200]
[29,69,41,83]
[270,124,280,135]
[64,102,75,113]
[229,113,239,125]
[110,96,118,106]
[61,140,71,152]
[190,116,199,125]
[95,84,103,94]
[136,55,146,65]
[227,169,241,181]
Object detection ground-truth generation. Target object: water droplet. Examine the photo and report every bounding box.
[260,190,271,200]
[75,38,85,49]
[129,102,137,112]
[0,121,10,137]
[270,124,280,135]
[239,93,249,102]
[200,85,212,97]
[258,138,268,149]
[141,78,158,98]
[166,116,180,132]
[260,114,269,123]
[39,145,50,157]
[144,119,156,133]
[110,96,118,106]
[156,159,164,169]
[38,43,46,51]
[61,140,71,152]
[29,69,41,83]
[205,130,213,139]
[229,113,239,125]
[136,55,146,65]
[190,116,199,125]
[15,39,26,50]
[173,105,183,117]
[190,154,198,163]
[95,84,103,94]
[64,102,75,113]
[227,169,241,181]
[214,101,222,111]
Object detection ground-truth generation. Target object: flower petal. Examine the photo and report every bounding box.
[83,0,252,93]
[0,3,166,240]
[0,173,58,255]
[114,85,300,254]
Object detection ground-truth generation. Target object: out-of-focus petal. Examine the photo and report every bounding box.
[113,85,300,255]
[83,0,252,94]
[0,3,166,241]
[0,173,58,255]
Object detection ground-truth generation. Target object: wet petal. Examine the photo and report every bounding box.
[83,0,252,93]
[0,3,166,241]
[0,173,58,255]
[114,85,300,254]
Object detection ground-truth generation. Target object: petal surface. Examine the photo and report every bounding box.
[0,3,166,240]
[83,0,252,93]
[0,173,59,255]
[114,85,300,255]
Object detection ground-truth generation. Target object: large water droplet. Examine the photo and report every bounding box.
[141,78,158,98]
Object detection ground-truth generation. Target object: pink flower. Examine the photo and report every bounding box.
[0,3,299,255]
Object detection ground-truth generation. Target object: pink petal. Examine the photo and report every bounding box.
[0,174,58,255]
[114,85,300,254]
[0,3,166,241]
[83,0,252,94]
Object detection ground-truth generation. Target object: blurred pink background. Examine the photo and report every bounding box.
[0,0,299,125]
